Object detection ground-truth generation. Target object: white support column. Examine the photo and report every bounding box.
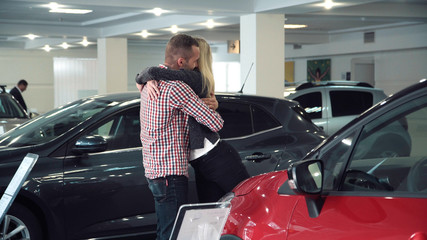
[97,38,128,94]
[240,14,285,98]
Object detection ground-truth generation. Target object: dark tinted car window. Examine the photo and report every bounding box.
[252,105,280,132]
[0,94,27,118]
[217,102,252,138]
[330,91,373,117]
[294,92,322,119]
[84,107,141,150]
[217,102,280,139]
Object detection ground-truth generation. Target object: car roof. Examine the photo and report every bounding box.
[216,92,296,104]
[90,91,298,106]
[295,81,374,90]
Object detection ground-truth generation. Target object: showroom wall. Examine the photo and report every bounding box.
[287,23,427,95]
[0,23,426,114]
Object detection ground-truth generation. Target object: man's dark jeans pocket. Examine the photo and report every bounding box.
[147,177,167,202]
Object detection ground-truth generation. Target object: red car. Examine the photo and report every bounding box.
[221,79,427,240]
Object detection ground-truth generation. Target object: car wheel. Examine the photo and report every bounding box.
[0,202,44,240]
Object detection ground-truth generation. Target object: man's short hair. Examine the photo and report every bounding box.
[166,34,199,61]
[17,79,28,86]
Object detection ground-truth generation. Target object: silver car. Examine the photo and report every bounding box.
[285,81,387,135]
[0,85,30,135]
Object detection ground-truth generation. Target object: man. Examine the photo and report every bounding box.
[138,34,224,240]
[10,79,28,111]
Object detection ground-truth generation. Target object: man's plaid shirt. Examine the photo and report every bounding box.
[140,80,223,179]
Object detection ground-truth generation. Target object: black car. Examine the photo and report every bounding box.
[0,92,325,240]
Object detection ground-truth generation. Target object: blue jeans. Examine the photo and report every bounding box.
[147,175,188,240]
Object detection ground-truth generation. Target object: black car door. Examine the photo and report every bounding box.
[62,107,156,239]
[216,100,286,176]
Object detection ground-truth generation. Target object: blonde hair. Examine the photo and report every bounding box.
[194,37,215,97]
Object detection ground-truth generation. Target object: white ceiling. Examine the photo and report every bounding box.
[1,0,426,50]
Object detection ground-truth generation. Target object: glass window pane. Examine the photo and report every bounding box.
[342,95,427,194]
[330,91,373,117]
[85,107,141,150]
[294,92,322,119]
[217,102,252,138]
[320,132,356,190]
[252,105,280,132]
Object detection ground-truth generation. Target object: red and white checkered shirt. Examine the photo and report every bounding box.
[140,79,223,179]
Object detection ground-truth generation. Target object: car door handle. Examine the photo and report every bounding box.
[245,153,271,162]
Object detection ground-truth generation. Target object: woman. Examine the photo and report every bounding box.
[136,37,249,202]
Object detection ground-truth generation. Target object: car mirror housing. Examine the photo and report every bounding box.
[288,160,325,218]
[73,135,108,154]
[288,160,323,195]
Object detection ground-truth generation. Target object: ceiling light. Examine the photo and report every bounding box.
[24,34,39,40]
[170,25,179,34]
[134,30,157,38]
[42,45,52,52]
[59,42,70,49]
[79,37,91,47]
[163,25,187,33]
[43,2,66,9]
[141,30,149,38]
[284,24,307,29]
[43,2,92,14]
[49,8,92,14]
[323,0,335,9]
[146,8,169,16]
[198,19,223,29]
[140,30,149,38]
[171,25,178,34]
[206,19,215,29]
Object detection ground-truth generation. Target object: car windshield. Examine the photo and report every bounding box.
[0,97,117,147]
[0,94,27,118]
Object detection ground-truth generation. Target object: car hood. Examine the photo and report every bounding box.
[233,170,290,197]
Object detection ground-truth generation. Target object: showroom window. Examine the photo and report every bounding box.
[330,91,373,117]
[213,62,241,92]
[293,92,322,119]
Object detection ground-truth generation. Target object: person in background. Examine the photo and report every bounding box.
[10,79,28,111]
[138,34,224,240]
[136,36,250,203]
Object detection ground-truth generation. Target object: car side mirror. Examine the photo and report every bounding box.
[288,160,323,195]
[29,112,39,119]
[288,160,324,218]
[73,135,108,154]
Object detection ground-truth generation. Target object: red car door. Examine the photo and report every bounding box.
[288,195,427,240]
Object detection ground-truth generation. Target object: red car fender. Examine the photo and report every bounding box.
[223,171,300,240]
